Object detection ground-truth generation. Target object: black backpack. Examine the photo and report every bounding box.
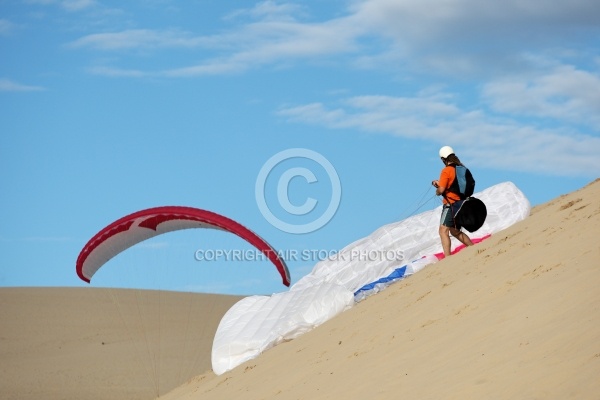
[448,165,475,200]
[448,164,487,232]
[455,198,487,232]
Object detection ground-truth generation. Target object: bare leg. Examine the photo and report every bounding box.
[450,227,473,247]
[440,226,473,258]
[439,225,452,257]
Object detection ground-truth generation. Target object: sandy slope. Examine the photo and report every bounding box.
[160,179,600,400]
[1,179,598,400]
[0,288,242,400]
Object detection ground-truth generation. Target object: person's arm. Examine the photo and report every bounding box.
[436,182,447,196]
[432,168,449,196]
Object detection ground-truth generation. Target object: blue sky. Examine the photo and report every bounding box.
[1,0,599,295]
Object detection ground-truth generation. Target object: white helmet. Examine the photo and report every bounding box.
[439,146,454,159]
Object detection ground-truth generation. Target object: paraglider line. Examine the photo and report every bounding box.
[398,185,437,220]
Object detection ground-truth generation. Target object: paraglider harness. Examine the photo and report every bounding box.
[443,165,487,233]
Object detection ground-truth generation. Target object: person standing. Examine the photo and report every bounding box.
[432,146,474,257]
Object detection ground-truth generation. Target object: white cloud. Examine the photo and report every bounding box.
[353,0,600,49]
[226,0,306,22]
[163,60,246,77]
[348,0,600,75]
[68,29,216,51]
[277,90,600,177]
[63,1,600,177]
[76,18,363,76]
[0,79,45,92]
[68,1,364,76]
[86,66,148,78]
[483,66,600,129]
[69,0,600,79]
[355,0,600,39]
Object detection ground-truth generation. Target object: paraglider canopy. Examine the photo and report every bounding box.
[76,206,290,287]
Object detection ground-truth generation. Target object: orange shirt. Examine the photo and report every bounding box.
[439,165,460,204]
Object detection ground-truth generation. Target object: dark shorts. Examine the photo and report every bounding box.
[440,200,464,229]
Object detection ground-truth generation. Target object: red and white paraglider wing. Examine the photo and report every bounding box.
[76,206,290,286]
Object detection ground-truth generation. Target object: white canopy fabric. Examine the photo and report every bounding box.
[212,182,531,375]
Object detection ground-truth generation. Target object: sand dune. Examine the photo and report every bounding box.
[2,179,599,400]
[0,288,242,399]
[160,179,600,400]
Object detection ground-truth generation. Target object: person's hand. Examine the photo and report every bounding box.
[432,180,439,188]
